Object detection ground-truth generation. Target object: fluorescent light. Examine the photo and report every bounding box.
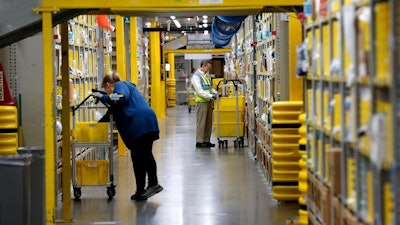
[203,23,208,28]
[170,16,176,20]
[202,15,208,19]
[202,19,208,24]
[204,30,209,35]
[173,19,181,28]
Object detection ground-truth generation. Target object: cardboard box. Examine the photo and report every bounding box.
[333,196,341,223]
[327,148,342,195]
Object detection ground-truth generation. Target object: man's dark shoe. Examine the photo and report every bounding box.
[204,142,215,147]
[146,184,163,199]
[196,142,208,147]
[131,190,148,201]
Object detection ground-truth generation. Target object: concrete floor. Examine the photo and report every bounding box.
[57,105,298,225]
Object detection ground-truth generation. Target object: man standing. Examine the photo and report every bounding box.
[191,59,217,148]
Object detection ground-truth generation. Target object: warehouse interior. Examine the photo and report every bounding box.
[0,0,399,225]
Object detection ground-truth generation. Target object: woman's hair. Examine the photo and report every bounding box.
[102,71,121,88]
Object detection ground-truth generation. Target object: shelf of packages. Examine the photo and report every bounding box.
[69,44,98,51]
[56,75,98,81]
[358,75,371,86]
[255,36,276,48]
[309,122,331,137]
[72,14,97,27]
[358,137,393,171]
[305,14,337,32]
[256,96,274,105]
[256,119,271,149]
[306,73,348,83]
[358,75,391,88]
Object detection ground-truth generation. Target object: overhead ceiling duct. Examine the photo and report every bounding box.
[210,16,246,47]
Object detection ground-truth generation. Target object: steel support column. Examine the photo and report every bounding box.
[149,23,163,118]
[116,15,128,156]
[42,10,56,225]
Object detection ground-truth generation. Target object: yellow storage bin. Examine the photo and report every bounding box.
[76,160,109,185]
[273,186,300,201]
[74,122,109,142]
[272,134,301,143]
[213,110,244,123]
[213,122,244,137]
[271,128,299,135]
[272,170,299,182]
[0,133,18,155]
[188,97,195,106]
[271,101,303,110]
[0,106,18,129]
[212,78,224,90]
[298,209,308,224]
[271,110,302,120]
[215,96,245,111]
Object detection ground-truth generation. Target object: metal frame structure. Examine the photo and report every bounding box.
[2,0,306,224]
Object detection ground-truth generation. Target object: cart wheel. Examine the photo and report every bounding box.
[188,107,192,113]
[73,188,81,200]
[233,140,238,148]
[224,140,228,148]
[107,187,116,199]
[219,140,225,148]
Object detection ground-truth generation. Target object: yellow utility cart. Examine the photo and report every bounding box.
[213,79,245,148]
[71,91,116,200]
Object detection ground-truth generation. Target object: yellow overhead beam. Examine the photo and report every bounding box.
[163,48,231,54]
[39,0,303,13]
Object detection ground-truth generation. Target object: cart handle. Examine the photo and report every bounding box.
[216,79,242,90]
[72,90,110,114]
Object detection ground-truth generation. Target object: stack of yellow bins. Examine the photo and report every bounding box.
[0,106,18,155]
[298,113,308,224]
[271,101,303,201]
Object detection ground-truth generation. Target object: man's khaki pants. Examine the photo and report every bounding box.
[196,101,213,143]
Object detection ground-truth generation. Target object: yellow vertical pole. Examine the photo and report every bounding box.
[149,22,162,118]
[160,79,166,118]
[60,22,72,222]
[116,15,127,156]
[167,53,176,107]
[288,13,303,101]
[168,53,175,80]
[159,51,166,118]
[130,17,138,84]
[42,11,56,225]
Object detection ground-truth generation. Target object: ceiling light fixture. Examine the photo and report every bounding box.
[202,19,208,24]
[170,16,176,20]
[173,19,181,28]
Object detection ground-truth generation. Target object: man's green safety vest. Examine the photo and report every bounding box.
[193,72,212,103]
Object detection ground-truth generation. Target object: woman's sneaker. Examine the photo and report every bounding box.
[146,184,163,198]
[131,190,148,201]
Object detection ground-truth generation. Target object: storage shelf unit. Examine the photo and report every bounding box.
[225,12,304,202]
[53,15,114,198]
[305,0,397,224]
